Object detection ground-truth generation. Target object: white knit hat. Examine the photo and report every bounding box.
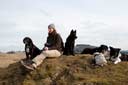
[48,24,55,29]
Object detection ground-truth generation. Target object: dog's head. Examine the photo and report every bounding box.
[109,46,121,58]
[23,37,33,45]
[70,29,77,39]
[98,45,108,53]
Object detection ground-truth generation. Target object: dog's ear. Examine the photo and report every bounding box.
[117,48,121,52]
[109,46,113,50]
[70,29,73,33]
[74,30,76,33]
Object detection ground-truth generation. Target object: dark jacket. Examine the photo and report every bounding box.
[45,32,64,52]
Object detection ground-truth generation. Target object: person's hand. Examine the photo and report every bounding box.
[43,47,48,51]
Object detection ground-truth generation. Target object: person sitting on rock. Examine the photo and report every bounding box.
[21,24,64,70]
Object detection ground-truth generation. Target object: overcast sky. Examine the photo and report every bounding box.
[0,0,128,52]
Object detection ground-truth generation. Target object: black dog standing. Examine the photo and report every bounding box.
[23,37,41,60]
[63,30,77,56]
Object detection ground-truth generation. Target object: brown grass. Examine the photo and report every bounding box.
[0,53,128,85]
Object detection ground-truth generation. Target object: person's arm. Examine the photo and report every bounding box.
[42,37,50,51]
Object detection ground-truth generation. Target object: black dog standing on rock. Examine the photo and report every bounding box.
[63,30,77,56]
[23,37,41,60]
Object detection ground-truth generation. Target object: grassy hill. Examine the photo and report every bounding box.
[0,54,128,85]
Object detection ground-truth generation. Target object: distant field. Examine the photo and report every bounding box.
[0,52,25,68]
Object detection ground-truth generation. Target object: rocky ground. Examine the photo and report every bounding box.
[0,53,128,85]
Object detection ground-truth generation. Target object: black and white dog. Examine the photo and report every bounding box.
[23,37,41,60]
[63,30,77,56]
[109,46,121,64]
[93,45,108,66]
[82,44,108,55]
[81,47,99,54]
[93,52,107,66]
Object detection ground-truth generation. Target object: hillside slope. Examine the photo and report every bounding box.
[0,54,128,85]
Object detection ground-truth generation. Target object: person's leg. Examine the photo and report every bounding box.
[22,50,61,70]
[32,50,61,68]
[32,53,46,68]
[42,50,61,58]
